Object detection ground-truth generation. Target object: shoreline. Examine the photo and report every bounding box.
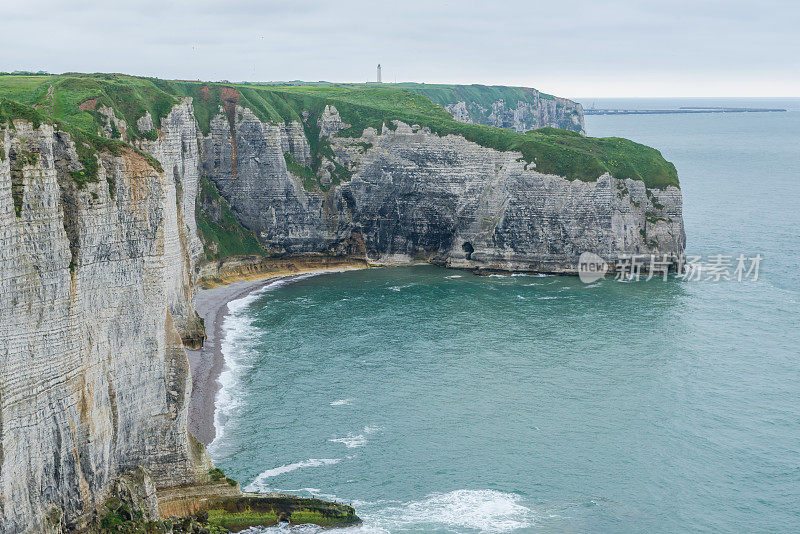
[186,265,365,445]
[184,259,571,445]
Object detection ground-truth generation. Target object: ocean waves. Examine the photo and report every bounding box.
[244,489,535,533]
[209,273,329,453]
[245,458,342,492]
[329,426,382,449]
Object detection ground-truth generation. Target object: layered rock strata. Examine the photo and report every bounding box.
[0,116,205,532]
[200,107,683,271]
[444,96,586,134]
[0,95,683,532]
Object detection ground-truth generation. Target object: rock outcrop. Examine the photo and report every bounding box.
[200,107,683,271]
[0,89,683,533]
[136,100,206,349]
[399,83,586,134]
[445,96,585,135]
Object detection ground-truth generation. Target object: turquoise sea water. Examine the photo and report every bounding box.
[207,99,800,533]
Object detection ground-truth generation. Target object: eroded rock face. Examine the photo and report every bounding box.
[199,109,683,271]
[0,98,684,533]
[200,107,336,254]
[0,119,204,533]
[338,124,683,270]
[136,99,205,348]
[444,96,586,135]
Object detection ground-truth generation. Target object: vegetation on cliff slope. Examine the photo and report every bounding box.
[0,81,164,188]
[391,82,584,130]
[0,73,678,188]
[394,82,556,103]
[196,176,265,260]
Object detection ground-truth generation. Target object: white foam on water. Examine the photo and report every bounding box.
[245,458,342,491]
[209,307,258,451]
[329,435,367,448]
[517,295,526,300]
[209,272,333,452]
[537,296,558,300]
[330,399,353,406]
[277,487,322,495]
[387,283,416,292]
[489,273,543,279]
[446,274,463,279]
[329,426,382,449]
[374,489,535,533]
[244,489,533,534]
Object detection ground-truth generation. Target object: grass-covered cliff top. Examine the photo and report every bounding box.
[393,82,560,103]
[0,73,678,188]
[254,81,584,133]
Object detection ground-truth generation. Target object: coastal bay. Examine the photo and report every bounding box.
[187,265,367,445]
[204,99,800,533]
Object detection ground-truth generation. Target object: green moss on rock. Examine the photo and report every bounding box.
[205,494,360,531]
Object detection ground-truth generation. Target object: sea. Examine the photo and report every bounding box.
[206,98,800,533]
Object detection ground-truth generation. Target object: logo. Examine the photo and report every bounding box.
[578,252,608,283]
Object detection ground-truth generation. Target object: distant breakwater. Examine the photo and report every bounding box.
[585,107,786,115]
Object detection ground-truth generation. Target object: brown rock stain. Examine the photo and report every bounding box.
[78,98,99,111]
[221,87,239,181]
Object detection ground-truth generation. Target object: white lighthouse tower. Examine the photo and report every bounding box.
[377,64,382,83]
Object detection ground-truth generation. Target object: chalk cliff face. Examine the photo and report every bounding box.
[137,100,206,348]
[398,84,586,134]
[200,105,683,271]
[445,96,586,135]
[0,93,683,533]
[200,108,324,253]
[0,110,206,532]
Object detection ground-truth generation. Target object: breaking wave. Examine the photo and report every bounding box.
[244,489,534,533]
[209,273,330,452]
[245,458,342,492]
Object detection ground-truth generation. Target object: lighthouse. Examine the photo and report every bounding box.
[377,64,382,83]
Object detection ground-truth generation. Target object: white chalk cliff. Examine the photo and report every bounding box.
[0,96,683,533]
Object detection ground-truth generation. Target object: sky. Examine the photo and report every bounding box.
[3,0,798,98]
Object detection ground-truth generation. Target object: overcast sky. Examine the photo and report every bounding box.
[3,0,798,97]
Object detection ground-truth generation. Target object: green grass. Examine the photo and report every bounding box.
[10,150,39,216]
[282,82,572,130]
[392,82,559,126]
[0,76,167,187]
[0,98,46,128]
[0,73,679,189]
[208,467,238,487]
[95,495,229,534]
[139,128,158,141]
[287,509,354,526]
[284,152,317,190]
[231,84,677,188]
